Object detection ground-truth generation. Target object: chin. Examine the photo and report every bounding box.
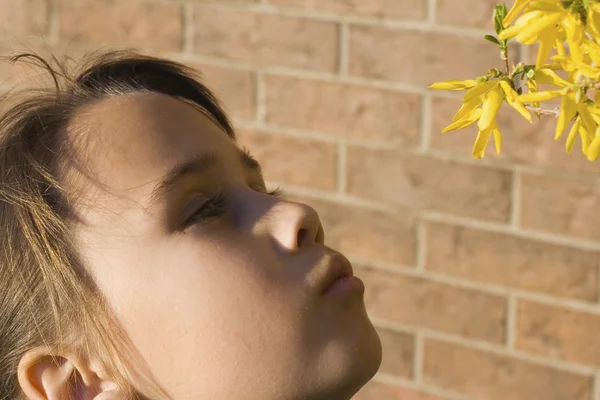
[314,307,383,400]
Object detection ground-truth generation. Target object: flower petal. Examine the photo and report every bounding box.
[517,89,564,103]
[499,81,532,122]
[477,85,504,131]
[493,126,502,155]
[430,79,478,90]
[472,125,494,158]
[442,108,483,133]
[463,80,497,103]
[451,96,482,123]
[536,28,558,70]
[503,0,532,26]
[534,68,572,87]
[566,118,581,154]
[555,94,577,140]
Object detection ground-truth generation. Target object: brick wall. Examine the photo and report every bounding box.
[2,1,600,399]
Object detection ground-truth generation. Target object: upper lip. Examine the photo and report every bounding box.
[320,251,354,294]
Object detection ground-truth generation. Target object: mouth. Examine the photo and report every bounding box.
[320,252,365,296]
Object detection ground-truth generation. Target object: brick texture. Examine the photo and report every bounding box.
[358,265,507,343]
[349,27,508,85]
[294,197,416,266]
[520,174,600,242]
[236,129,338,190]
[191,64,257,121]
[425,222,599,302]
[0,0,48,37]
[59,0,183,52]
[424,339,594,400]
[5,1,600,399]
[346,148,512,221]
[193,6,339,72]
[268,0,427,20]
[517,300,600,368]
[264,75,421,145]
[436,0,501,28]
[376,327,415,378]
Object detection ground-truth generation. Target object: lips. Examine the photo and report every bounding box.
[320,252,355,294]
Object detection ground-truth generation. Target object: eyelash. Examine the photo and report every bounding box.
[182,187,286,228]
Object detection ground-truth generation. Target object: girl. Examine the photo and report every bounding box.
[0,50,382,399]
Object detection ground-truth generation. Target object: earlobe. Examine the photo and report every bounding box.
[17,347,120,400]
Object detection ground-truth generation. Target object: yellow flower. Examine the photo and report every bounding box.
[499,1,584,68]
[430,78,505,158]
[503,0,533,26]
[555,93,577,140]
[588,3,600,39]
[499,80,532,122]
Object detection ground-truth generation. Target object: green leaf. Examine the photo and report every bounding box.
[526,69,536,79]
[493,5,506,34]
[484,34,501,45]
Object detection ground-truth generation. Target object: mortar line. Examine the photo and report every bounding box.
[356,260,600,316]
[509,167,522,228]
[338,21,349,76]
[415,220,427,271]
[419,92,432,154]
[427,0,437,24]
[336,142,348,194]
[505,295,518,349]
[182,2,195,55]
[370,316,598,376]
[412,332,424,383]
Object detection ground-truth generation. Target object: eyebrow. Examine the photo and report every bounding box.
[149,148,262,206]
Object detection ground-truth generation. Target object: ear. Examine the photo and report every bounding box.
[17,347,122,400]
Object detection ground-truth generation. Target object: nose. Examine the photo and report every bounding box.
[270,201,325,252]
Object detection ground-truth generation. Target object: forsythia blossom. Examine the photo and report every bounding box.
[430,0,600,161]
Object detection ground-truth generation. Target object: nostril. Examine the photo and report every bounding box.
[296,228,309,248]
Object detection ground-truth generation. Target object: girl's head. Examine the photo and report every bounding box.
[0,51,382,399]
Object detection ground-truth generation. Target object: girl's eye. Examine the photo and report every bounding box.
[182,192,227,228]
[265,186,286,199]
[181,187,286,230]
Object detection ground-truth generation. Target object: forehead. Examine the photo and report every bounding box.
[66,92,236,196]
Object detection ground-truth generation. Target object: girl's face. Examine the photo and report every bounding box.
[70,93,381,399]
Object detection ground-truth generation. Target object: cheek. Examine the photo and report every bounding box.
[93,231,304,386]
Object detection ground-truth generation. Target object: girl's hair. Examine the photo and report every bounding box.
[0,50,234,399]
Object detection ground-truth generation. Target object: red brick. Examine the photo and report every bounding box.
[430,96,600,174]
[59,0,183,52]
[189,63,256,120]
[359,265,507,343]
[264,75,421,145]
[193,6,338,72]
[268,0,426,20]
[424,339,594,400]
[436,0,502,28]
[346,148,512,222]
[376,327,415,378]
[517,300,600,368]
[236,129,337,191]
[425,222,599,302]
[290,197,416,266]
[0,0,48,36]
[349,27,507,85]
[354,381,448,400]
[520,174,600,242]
